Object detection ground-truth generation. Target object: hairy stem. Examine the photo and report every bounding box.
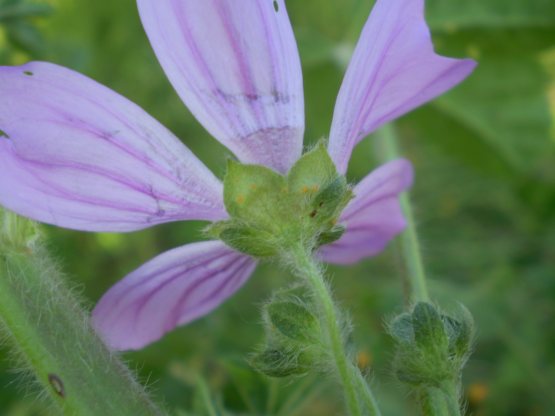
[0,213,164,415]
[289,243,381,416]
[419,383,461,416]
[377,124,429,303]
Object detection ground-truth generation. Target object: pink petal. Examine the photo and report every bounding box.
[0,62,226,232]
[319,159,413,264]
[92,241,256,350]
[327,0,477,173]
[137,0,304,173]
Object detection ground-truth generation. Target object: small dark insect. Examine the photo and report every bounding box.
[273,1,279,12]
[48,373,65,398]
[23,71,34,76]
[309,210,317,218]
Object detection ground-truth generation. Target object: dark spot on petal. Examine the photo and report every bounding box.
[0,129,9,139]
[48,373,65,398]
[23,71,34,76]
[273,1,279,12]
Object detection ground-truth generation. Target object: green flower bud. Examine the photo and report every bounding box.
[388,302,474,388]
[250,286,323,379]
[266,300,319,344]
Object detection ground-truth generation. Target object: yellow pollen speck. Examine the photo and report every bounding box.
[468,383,489,404]
[356,350,372,370]
[301,185,309,193]
[311,185,319,192]
[236,195,245,204]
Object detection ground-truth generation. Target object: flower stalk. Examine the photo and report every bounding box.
[377,124,429,303]
[0,211,164,416]
[288,242,381,416]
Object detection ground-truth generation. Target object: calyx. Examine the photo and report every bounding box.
[207,142,352,257]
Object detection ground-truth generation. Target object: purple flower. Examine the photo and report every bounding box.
[0,0,475,350]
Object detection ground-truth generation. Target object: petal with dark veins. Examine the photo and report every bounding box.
[92,240,256,350]
[0,62,226,232]
[138,0,304,173]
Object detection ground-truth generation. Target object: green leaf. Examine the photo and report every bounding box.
[426,0,555,30]
[0,3,52,22]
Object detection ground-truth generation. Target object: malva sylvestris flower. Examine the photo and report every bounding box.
[0,0,475,350]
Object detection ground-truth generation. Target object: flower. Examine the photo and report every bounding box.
[0,0,475,350]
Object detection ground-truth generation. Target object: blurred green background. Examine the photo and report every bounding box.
[1,0,554,414]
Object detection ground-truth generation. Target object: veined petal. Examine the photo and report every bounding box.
[0,62,226,232]
[92,241,256,350]
[328,0,477,173]
[320,159,413,264]
[137,0,304,173]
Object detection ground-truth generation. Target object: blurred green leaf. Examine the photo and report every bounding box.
[426,0,555,29]
[0,3,51,22]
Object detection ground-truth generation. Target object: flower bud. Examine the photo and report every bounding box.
[388,302,474,387]
[250,286,322,378]
[266,300,319,344]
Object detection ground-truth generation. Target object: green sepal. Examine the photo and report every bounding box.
[287,141,337,194]
[249,348,312,378]
[389,313,415,345]
[412,303,449,351]
[309,176,352,223]
[443,304,474,358]
[206,221,279,257]
[223,160,287,228]
[266,300,319,344]
[316,225,346,246]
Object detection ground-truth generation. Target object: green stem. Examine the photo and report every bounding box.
[419,383,461,416]
[197,377,218,416]
[0,215,164,415]
[377,124,429,302]
[289,243,381,416]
